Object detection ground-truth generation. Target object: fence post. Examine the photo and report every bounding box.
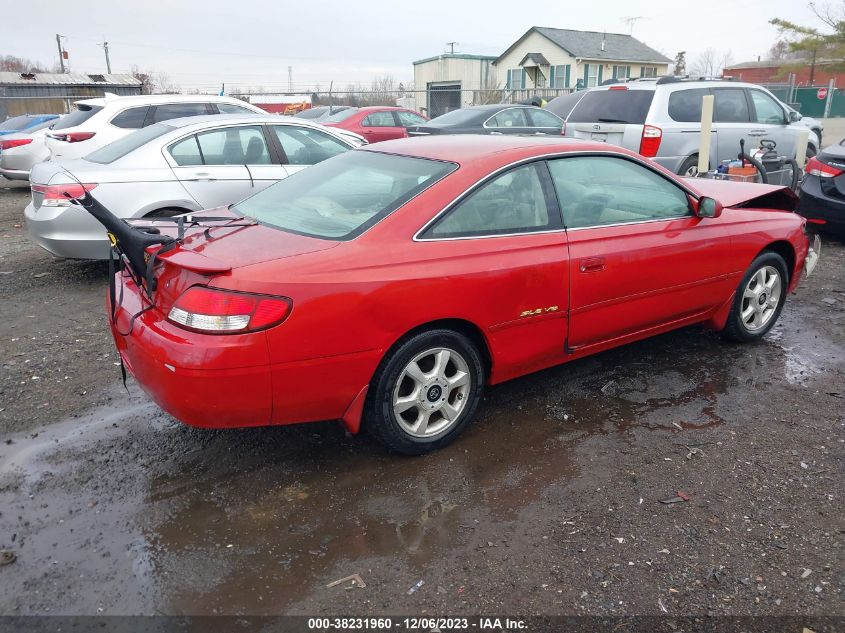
[824,78,835,118]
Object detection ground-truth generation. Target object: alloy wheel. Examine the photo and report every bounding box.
[740,266,782,331]
[392,347,471,438]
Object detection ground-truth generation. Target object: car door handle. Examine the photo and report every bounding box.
[749,129,766,136]
[579,256,605,273]
[187,172,216,181]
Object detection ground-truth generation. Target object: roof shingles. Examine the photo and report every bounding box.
[498,27,671,64]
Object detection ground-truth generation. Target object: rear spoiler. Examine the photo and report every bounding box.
[151,247,231,274]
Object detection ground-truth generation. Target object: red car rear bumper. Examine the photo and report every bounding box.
[110,279,274,428]
[109,275,381,431]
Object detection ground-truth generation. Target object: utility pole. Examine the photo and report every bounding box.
[56,34,65,73]
[446,41,458,54]
[288,66,292,93]
[100,41,112,74]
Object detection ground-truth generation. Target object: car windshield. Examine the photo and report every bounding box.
[567,89,655,124]
[0,115,33,131]
[428,109,480,125]
[85,123,175,164]
[233,151,457,240]
[51,104,103,130]
[323,108,358,123]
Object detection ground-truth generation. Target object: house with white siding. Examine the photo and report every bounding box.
[494,27,672,91]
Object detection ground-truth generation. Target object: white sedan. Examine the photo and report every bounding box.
[26,114,364,259]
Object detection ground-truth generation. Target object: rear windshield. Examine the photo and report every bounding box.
[51,104,103,130]
[567,89,655,124]
[85,123,174,163]
[545,92,585,120]
[428,109,480,125]
[0,115,34,131]
[323,108,358,123]
[233,151,457,240]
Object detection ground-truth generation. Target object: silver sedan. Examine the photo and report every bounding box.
[0,118,57,180]
[25,114,364,259]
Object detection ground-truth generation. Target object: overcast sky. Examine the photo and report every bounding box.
[8,0,822,93]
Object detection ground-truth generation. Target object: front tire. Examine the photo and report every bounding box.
[722,252,789,342]
[678,155,700,177]
[366,329,484,455]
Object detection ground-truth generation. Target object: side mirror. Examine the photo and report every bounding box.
[697,196,723,219]
[788,110,801,123]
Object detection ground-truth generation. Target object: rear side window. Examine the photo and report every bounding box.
[363,112,397,127]
[396,111,427,126]
[528,109,563,127]
[110,106,150,129]
[50,105,103,130]
[86,123,175,164]
[667,89,710,122]
[196,125,271,165]
[546,92,585,120]
[487,108,528,127]
[169,135,203,166]
[151,103,211,124]
[713,89,750,123]
[567,90,655,124]
[423,163,557,238]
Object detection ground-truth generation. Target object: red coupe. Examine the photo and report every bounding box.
[322,106,428,143]
[107,136,820,454]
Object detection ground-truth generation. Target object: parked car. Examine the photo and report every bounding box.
[0,117,58,180]
[44,94,266,162]
[294,105,352,122]
[798,139,845,234]
[406,104,563,136]
[26,114,359,259]
[0,114,59,137]
[99,135,818,454]
[563,78,819,175]
[322,106,428,142]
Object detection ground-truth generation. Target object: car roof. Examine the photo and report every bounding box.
[355,106,408,112]
[73,93,254,108]
[155,113,324,130]
[362,134,616,164]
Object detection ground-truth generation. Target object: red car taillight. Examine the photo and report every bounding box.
[805,156,844,178]
[639,125,662,158]
[0,138,33,150]
[167,286,292,334]
[31,183,98,207]
[49,131,96,143]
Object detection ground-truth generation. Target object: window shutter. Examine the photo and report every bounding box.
[598,65,603,84]
[521,68,527,89]
[506,69,511,89]
[549,65,556,87]
[565,64,571,88]
[583,64,589,86]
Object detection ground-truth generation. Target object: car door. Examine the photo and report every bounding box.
[269,124,352,176]
[546,154,733,349]
[417,161,570,379]
[483,108,534,135]
[167,124,285,209]
[359,111,405,142]
[526,108,564,135]
[747,88,797,159]
[712,88,753,165]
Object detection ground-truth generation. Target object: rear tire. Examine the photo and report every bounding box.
[722,252,788,343]
[678,155,700,177]
[145,207,188,218]
[366,329,484,455]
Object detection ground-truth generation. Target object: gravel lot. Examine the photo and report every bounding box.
[0,175,842,623]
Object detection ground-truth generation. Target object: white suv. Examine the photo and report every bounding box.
[45,94,266,161]
[563,77,820,176]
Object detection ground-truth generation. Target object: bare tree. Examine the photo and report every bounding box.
[130,65,179,94]
[0,55,61,73]
[690,48,734,76]
[673,51,687,75]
